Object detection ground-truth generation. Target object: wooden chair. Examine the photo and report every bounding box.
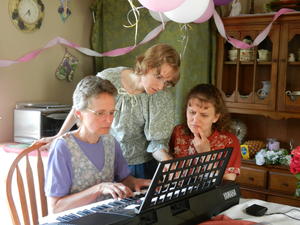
[6,143,48,225]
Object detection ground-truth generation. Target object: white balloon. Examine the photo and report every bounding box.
[149,10,170,22]
[193,0,214,23]
[164,0,212,24]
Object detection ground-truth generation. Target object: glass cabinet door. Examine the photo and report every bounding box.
[217,25,279,111]
[220,31,239,103]
[278,23,300,112]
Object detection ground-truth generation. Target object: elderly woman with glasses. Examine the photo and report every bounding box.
[45,76,150,213]
[39,43,181,179]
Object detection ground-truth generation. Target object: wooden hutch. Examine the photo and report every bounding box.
[215,12,300,207]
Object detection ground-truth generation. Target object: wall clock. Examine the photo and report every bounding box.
[8,0,45,32]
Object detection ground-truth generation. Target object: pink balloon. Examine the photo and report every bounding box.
[138,0,186,12]
[193,0,214,23]
[214,0,233,6]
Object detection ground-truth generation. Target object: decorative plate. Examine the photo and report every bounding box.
[8,0,45,32]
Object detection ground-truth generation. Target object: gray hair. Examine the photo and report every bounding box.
[73,75,117,110]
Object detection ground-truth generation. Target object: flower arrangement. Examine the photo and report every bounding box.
[290,146,300,176]
[255,148,290,166]
[289,146,300,197]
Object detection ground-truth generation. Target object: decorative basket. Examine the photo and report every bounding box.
[243,140,265,159]
[228,49,238,61]
[240,49,255,61]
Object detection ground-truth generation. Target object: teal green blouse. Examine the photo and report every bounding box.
[97,67,175,165]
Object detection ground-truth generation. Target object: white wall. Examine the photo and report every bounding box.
[0,0,94,142]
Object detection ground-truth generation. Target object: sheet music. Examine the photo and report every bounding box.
[138,148,232,213]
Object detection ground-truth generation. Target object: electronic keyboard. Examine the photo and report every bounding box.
[40,182,240,225]
[40,148,239,225]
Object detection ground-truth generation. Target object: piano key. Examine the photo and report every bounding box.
[108,201,123,206]
[76,209,93,217]
[120,198,132,203]
[58,214,77,222]
[83,209,93,214]
[101,204,113,208]
[91,205,106,211]
[76,211,88,217]
[67,213,81,220]
[91,207,100,212]
[56,216,71,222]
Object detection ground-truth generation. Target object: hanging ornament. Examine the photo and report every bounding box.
[55,49,78,82]
[58,0,71,22]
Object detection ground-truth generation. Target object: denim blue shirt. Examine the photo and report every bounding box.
[97,67,175,165]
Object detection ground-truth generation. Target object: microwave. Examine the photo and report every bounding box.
[14,103,72,144]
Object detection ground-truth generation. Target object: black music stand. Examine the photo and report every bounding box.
[138,147,233,214]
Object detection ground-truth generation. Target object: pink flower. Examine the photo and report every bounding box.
[290,146,300,175]
[291,147,300,158]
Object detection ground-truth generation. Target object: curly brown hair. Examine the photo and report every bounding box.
[133,43,181,86]
[183,83,231,135]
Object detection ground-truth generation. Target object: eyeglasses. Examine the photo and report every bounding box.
[153,73,175,88]
[86,108,118,117]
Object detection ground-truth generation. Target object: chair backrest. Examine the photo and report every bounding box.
[6,143,48,225]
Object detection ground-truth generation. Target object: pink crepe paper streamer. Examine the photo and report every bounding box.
[0,24,164,67]
[213,8,296,49]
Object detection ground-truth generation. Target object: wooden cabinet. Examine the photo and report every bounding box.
[278,20,300,113]
[216,12,300,119]
[236,160,300,207]
[215,13,300,206]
